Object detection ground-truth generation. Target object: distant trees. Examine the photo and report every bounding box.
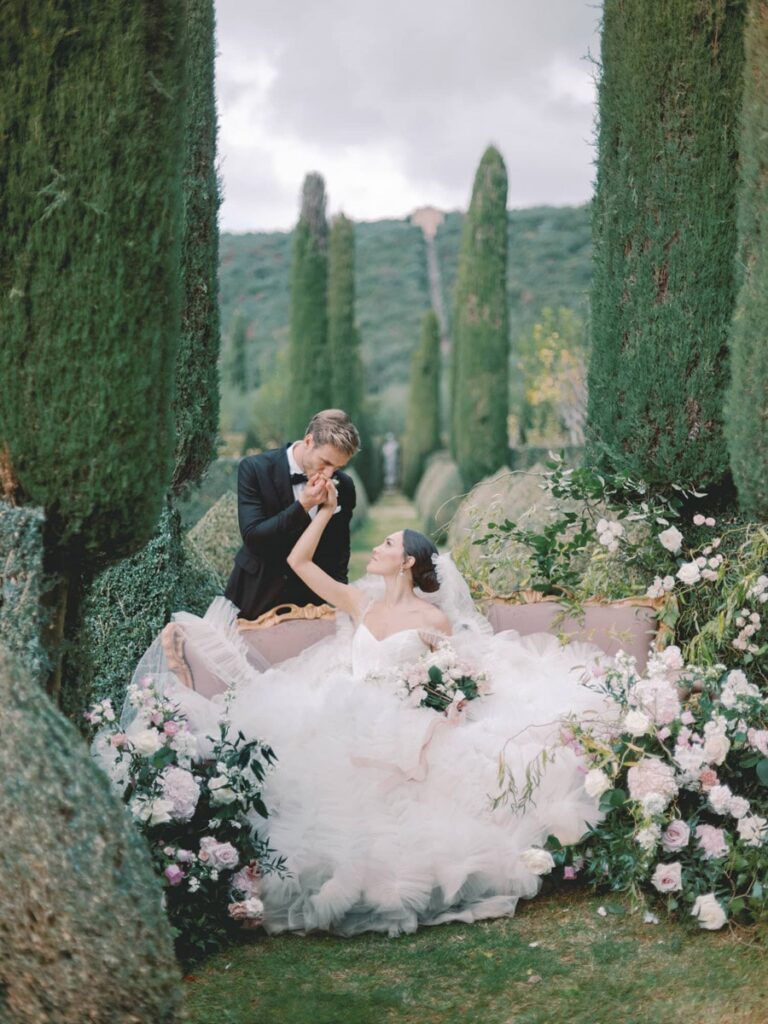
[402,310,441,497]
[172,0,221,496]
[450,146,510,489]
[725,0,768,518]
[289,173,330,436]
[587,0,746,493]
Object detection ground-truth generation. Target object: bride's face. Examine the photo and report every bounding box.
[367,531,407,576]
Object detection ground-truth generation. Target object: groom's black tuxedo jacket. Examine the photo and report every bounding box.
[224,445,356,620]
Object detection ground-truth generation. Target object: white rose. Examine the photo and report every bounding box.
[660,645,684,671]
[651,861,682,893]
[521,848,555,875]
[658,526,683,553]
[677,562,701,585]
[243,897,264,919]
[131,728,164,756]
[623,710,651,736]
[584,769,612,798]
[662,576,676,591]
[703,731,730,766]
[209,775,238,805]
[691,893,727,931]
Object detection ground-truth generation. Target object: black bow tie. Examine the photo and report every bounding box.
[290,472,308,485]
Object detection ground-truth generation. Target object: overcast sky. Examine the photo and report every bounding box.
[214,1,602,233]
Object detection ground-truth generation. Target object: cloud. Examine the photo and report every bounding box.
[214,0,601,231]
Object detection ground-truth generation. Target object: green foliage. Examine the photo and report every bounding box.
[172,0,221,496]
[451,147,510,489]
[414,451,465,543]
[63,504,219,723]
[0,0,187,571]
[176,457,238,528]
[725,0,768,518]
[587,0,746,493]
[288,173,330,437]
[0,503,50,684]
[328,214,359,414]
[402,310,441,497]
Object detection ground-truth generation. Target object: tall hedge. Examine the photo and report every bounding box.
[586,0,746,492]
[172,0,221,496]
[450,146,510,490]
[0,0,187,571]
[402,310,441,497]
[288,172,330,437]
[227,311,249,393]
[725,0,768,517]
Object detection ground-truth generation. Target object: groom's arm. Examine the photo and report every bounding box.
[238,458,310,555]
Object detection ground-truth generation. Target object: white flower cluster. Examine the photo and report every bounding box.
[747,575,768,603]
[732,608,762,654]
[596,518,624,553]
[646,575,676,599]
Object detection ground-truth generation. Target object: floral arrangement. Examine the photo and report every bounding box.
[520,648,768,931]
[88,676,284,962]
[469,453,768,686]
[394,642,491,718]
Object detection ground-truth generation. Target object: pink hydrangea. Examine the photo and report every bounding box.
[695,824,729,860]
[160,766,201,823]
[748,729,768,758]
[627,758,678,805]
[632,677,681,725]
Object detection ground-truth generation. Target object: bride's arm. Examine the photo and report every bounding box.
[286,481,365,620]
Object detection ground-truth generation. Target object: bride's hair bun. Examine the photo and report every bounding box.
[403,529,440,593]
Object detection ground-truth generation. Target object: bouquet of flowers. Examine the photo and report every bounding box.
[395,641,491,718]
[525,647,768,931]
[88,676,284,962]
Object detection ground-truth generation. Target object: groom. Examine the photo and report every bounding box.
[225,409,359,620]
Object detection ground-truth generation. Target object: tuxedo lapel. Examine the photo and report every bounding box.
[269,445,294,508]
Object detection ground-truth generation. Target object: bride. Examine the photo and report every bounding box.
[120,480,614,937]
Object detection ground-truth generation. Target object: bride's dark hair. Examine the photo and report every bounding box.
[403,529,440,593]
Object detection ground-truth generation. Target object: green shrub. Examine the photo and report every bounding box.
[63,505,219,723]
[0,503,49,685]
[414,451,465,543]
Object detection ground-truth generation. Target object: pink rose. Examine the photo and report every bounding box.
[563,866,578,881]
[110,732,129,749]
[164,864,185,886]
[748,729,768,758]
[695,824,729,860]
[151,711,164,726]
[163,719,181,737]
[699,768,719,790]
[680,711,695,725]
[176,849,196,863]
[661,820,690,852]
[199,836,239,871]
[651,861,682,893]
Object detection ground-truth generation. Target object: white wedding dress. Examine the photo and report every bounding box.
[119,564,616,937]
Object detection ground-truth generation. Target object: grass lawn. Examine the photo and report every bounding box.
[182,888,768,1024]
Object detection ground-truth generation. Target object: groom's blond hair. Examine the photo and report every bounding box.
[305,409,360,457]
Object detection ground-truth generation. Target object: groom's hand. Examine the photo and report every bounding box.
[299,473,328,511]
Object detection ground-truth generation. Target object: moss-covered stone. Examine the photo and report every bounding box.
[0,649,182,1023]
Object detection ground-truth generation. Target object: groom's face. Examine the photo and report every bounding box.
[303,437,350,480]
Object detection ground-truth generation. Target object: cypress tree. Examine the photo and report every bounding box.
[587,0,746,492]
[228,311,250,394]
[0,0,187,690]
[402,310,441,497]
[451,146,510,489]
[725,0,768,518]
[328,214,358,415]
[288,172,330,437]
[172,0,221,495]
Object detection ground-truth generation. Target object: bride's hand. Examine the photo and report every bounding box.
[321,477,338,514]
